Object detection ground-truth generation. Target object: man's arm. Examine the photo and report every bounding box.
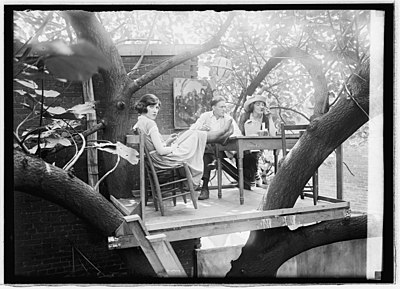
[190,112,209,130]
[230,117,243,136]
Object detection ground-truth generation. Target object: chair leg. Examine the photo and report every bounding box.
[177,181,187,203]
[183,163,198,209]
[153,178,165,216]
[181,190,187,203]
[313,171,318,205]
[146,174,158,211]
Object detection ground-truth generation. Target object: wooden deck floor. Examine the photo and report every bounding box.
[114,185,350,244]
[143,186,304,224]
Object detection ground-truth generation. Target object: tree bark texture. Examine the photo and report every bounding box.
[228,59,370,277]
[64,11,235,198]
[64,11,134,198]
[14,148,124,236]
[265,59,369,211]
[226,214,381,277]
[123,13,235,97]
[14,148,159,276]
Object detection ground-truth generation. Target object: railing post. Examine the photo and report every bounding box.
[336,145,343,200]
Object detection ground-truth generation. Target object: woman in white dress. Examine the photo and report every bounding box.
[238,94,277,187]
[133,94,232,186]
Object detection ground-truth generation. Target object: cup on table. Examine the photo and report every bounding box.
[257,129,269,136]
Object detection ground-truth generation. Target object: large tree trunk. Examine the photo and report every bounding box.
[64,11,131,198]
[65,11,234,199]
[228,59,370,277]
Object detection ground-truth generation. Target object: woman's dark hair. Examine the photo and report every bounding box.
[134,94,161,114]
[210,95,226,107]
[238,110,270,135]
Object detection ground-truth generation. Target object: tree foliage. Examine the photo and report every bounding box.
[12,9,375,278]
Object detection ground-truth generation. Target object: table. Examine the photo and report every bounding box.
[215,135,299,205]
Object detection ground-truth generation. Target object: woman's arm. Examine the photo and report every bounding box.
[149,127,176,155]
[165,133,179,146]
[238,112,248,135]
[268,114,277,136]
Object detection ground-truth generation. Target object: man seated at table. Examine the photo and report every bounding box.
[190,95,242,200]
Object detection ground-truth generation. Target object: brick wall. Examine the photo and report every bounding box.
[13,51,199,279]
[14,192,127,278]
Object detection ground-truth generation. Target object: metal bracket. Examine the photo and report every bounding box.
[108,236,121,250]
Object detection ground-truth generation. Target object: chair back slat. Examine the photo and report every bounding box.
[132,128,197,216]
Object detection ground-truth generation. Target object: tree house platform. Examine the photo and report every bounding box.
[110,186,350,247]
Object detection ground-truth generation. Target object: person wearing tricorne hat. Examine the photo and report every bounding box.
[237,94,277,187]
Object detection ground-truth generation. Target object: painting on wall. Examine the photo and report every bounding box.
[173,78,215,129]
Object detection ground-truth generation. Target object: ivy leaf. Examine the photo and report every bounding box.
[31,40,111,82]
[45,137,71,147]
[14,79,38,90]
[93,142,139,166]
[46,106,67,115]
[14,90,27,95]
[34,89,60,98]
[67,102,96,118]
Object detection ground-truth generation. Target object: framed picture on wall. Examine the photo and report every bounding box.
[173,78,215,129]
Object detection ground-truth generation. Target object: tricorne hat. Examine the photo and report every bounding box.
[243,94,268,112]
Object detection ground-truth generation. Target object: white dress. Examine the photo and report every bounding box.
[133,115,207,185]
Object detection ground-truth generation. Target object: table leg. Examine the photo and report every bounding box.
[238,156,244,205]
[217,155,222,199]
[274,149,279,173]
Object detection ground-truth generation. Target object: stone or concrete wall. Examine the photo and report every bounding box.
[277,238,367,278]
[196,238,368,278]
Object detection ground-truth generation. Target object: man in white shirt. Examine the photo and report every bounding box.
[190,96,241,200]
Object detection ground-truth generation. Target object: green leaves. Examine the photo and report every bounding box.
[31,40,111,82]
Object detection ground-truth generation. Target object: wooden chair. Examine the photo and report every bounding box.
[281,124,319,205]
[135,129,198,216]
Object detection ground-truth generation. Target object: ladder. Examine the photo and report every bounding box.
[108,215,187,277]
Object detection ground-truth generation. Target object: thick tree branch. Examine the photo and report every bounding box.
[123,13,236,98]
[264,59,369,210]
[64,11,235,198]
[228,59,370,277]
[228,213,380,277]
[235,47,328,118]
[14,148,124,236]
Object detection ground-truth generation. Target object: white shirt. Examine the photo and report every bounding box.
[190,111,242,136]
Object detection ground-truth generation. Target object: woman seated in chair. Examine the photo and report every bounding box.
[238,94,277,187]
[132,94,233,187]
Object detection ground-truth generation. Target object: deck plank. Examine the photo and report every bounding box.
[110,186,349,245]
